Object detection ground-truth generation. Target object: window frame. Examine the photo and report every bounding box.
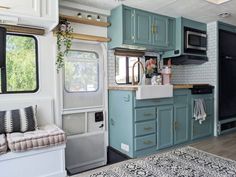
[0,33,39,94]
[115,56,140,85]
[64,49,100,93]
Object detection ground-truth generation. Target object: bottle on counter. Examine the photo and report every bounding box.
[161,59,172,85]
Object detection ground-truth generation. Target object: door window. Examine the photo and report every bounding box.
[64,50,99,92]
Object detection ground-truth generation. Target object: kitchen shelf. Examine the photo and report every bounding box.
[60,14,111,27]
[54,32,111,42]
[71,33,111,42]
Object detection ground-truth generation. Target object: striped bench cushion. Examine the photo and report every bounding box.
[0,105,38,134]
[0,134,7,155]
[7,125,66,152]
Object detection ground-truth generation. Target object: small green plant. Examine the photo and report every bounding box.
[56,18,73,72]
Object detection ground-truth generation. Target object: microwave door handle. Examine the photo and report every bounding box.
[187,31,207,38]
[187,45,207,51]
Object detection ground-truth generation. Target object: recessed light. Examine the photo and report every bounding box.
[218,12,231,18]
[206,0,231,4]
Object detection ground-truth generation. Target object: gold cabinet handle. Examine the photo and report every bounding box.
[144,127,153,131]
[152,24,157,34]
[0,5,11,9]
[174,121,179,129]
[155,25,157,33]
[151,24,156,33]
[143,140,152,145]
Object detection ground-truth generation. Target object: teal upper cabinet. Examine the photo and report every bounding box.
[163,17,206,59]
[108,5,175,51]
[123,6,135,45]
[152,15,168,47]
[134,10,169,48]
[134,10,152,45]
[167,18,176,50]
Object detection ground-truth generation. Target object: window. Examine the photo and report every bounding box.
[64,50,99,92]
[115,56,140,84]
[0,33,39,93]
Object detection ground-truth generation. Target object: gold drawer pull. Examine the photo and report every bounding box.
[143,140,153,145]
[143,113,153,117]
[0,5,11,9]
[144,127,153,131]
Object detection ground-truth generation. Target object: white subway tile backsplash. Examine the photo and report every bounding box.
[171,22,218,86]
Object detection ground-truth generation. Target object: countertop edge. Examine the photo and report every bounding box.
[108,85,194,91]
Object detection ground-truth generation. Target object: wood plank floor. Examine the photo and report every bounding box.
[190,132,236,160]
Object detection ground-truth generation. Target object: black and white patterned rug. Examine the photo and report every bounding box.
[88,146,236,177]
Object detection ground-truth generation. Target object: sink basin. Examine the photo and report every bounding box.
[136,85,173,100]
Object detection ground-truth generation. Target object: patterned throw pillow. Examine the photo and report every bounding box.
[0,105,38,134]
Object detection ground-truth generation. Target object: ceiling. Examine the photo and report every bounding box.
[67,0,236,25]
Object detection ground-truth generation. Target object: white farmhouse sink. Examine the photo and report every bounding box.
[136,85,173,100]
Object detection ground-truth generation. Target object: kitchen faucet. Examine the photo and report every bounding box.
[132,61,145,85]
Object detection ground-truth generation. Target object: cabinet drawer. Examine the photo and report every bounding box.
[134,97,173,108]
[134,134,156,151]
[135,120,156,137]
[135,108,156,122]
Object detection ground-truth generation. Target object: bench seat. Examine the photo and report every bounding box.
[7,125,66,152]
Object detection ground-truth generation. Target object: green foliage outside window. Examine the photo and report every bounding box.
[0,34,38,93]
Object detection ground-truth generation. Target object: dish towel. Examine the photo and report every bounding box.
[193,99,207,124]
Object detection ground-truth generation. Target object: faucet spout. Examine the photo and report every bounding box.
[132,61,145,85]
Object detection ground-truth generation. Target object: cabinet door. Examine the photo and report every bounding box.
[41,0,58,20]
[167,18,176,49]
[174,105,189,145]
[2,0,40,17]
[123,6,135,44]
[109,91,134,157]
[192,117,213,140]
[157,105,174,150]
[152,15,168,47]
[134,10,152,45]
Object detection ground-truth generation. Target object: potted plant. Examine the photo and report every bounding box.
[56,18,73,72]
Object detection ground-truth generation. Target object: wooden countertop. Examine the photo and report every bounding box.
[173,84,194,89]
[108,85,138,91]
[108,84,194,91]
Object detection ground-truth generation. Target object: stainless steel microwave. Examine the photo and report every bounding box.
[184,27,207,55]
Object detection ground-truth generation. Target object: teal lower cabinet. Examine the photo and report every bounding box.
[174,104,189,145]
[157,105,174,149]
[108,90,134,157]
[190,95,214,141]
[192,118,213,140]
[108,89,214,158]
[157,90,190,150]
